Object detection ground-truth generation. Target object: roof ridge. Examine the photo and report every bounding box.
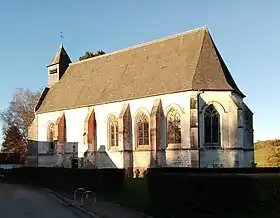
[191,28,245,97]
[70,26,207,66]
[192,28,208,89]
[208,33,245,97]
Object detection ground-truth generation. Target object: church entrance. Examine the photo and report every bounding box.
[71,158,78,168]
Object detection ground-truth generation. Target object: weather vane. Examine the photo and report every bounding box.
[60,30,64,41]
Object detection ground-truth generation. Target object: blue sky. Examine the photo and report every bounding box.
[0,0,279,142]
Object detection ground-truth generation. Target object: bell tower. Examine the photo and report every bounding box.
[47,45,72,88]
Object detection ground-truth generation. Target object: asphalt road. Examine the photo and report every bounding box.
[0,183,89,218]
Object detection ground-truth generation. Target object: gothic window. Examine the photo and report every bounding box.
[204,105,220,146]
[167,108,181,144]
[136,112,149,147]
[108,115,119,147]
[47,122,55,150]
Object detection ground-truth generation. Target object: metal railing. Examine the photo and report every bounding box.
[73,187,97,205]
[73,188,86,201]
[81,190,96,205]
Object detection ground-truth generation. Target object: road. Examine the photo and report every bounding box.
[0,183,89,218]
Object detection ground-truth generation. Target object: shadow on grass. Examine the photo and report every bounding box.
[99,177,280,218]
[100,178,169,218]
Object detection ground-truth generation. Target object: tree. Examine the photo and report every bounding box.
[266,145,280,167]
[255,139,280,167]
[1,125,25,155]
[79,50,106,61]
[0,88,41,158]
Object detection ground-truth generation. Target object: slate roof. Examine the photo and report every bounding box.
[36,27,244,114]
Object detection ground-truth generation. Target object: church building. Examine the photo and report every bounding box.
[27,27,254,175]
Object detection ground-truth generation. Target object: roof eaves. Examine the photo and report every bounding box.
[35,87,50,112]
[36,88,196,114]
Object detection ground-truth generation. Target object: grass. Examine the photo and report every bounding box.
[254,139,280,167]
[101,178,168,217]
[104,178,150,209]
[101,177,280,218]
[255,146,271,167]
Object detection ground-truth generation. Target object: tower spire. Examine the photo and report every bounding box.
[47,34,71,88]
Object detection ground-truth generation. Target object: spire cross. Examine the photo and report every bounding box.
[60,30,64,41]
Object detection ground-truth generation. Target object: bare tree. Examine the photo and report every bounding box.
[0,88,41,155]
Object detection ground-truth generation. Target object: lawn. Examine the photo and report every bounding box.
[101,177,280,218]
[102,178,169,217]
[255,146,271,167]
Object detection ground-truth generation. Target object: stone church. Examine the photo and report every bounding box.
[27,27,254,175]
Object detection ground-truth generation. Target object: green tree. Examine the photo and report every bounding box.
[79,50,106,61]
[1,125,25,155]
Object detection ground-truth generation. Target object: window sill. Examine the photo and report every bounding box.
[47,150,55,155]
[202,144,221,150]
[135,145,151,151]
[108,146,119,152]
[166,144,182,150]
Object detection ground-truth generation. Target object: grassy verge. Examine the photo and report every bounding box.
[101,178,168,217]
[255,146,271,167]
[100,177,280,218]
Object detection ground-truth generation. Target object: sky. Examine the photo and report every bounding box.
[0,0,279,142]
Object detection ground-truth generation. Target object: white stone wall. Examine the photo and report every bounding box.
[38,154,79,168]
[244,151,254,167]
[37,108,89,157]
[165,150,192,167]
[200,150,243,168]
[36,90,253,169]
[37,91,192,168]
[38,155,57,167]
[197,91,249,168]
[48,65,60,88]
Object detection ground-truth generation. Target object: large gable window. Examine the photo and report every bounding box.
[108,115,119,148]
[136,112,149,147]
[167,108,181,145]
[204,105,220,146]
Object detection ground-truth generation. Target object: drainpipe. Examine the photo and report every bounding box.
[197,91,201,168]
[197,91,204,168]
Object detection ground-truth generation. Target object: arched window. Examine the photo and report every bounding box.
[108,115,119,147]
[167,108,181,144]
[204,105,220,145]
[47,122,55,150]
[136,112,149,147]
